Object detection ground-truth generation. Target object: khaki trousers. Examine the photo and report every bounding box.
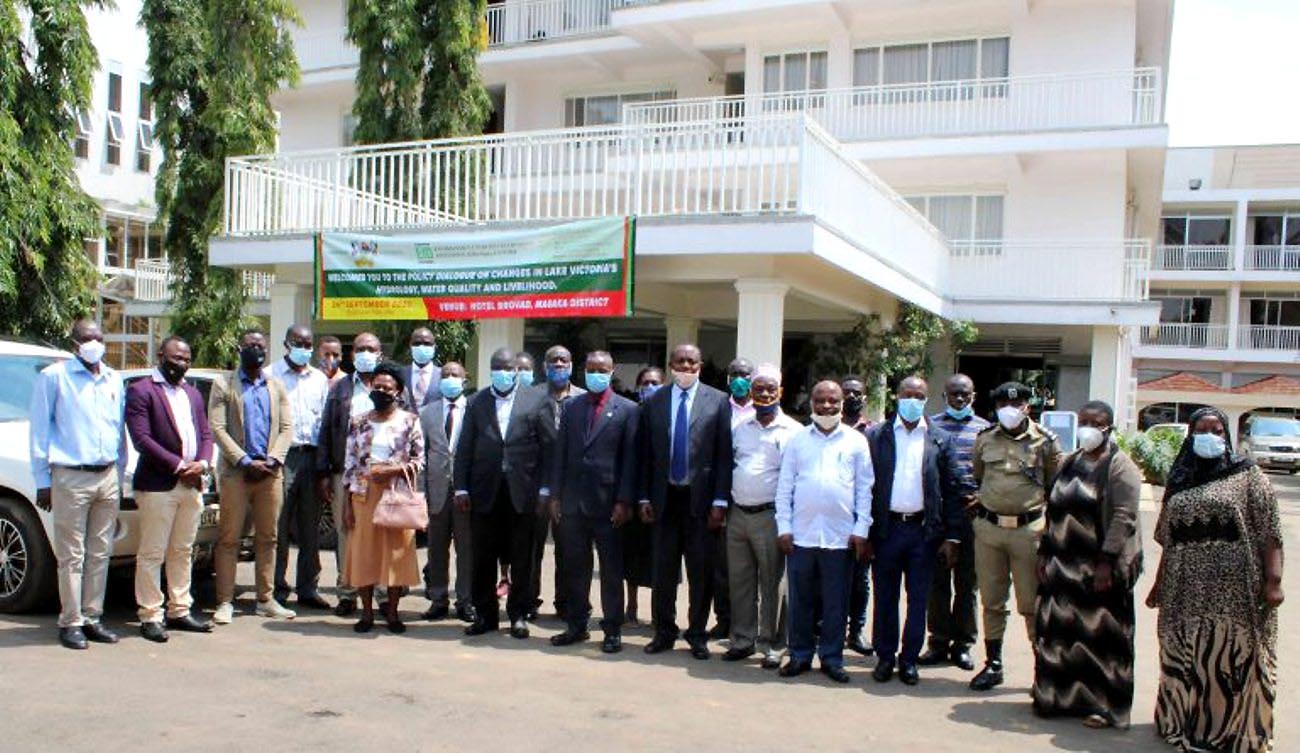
[51,467,120,628]
[134,485,204,623]
[215,469,282,604]
[726,506,786,655]
[972,515,1043,643]
[331,473,356,598]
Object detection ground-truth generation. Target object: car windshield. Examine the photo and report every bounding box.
[1249,417,1300,437]
[0,355,64,421]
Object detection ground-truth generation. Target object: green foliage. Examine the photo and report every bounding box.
[143,0,300,367]
[1115,429,1184,485]
[815,302,979,409]
[0,0,102,342]
[379,320,474,367]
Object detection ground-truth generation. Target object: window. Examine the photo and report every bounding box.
[563,89,676,127]
[73,108,92,159]
[1253,215,1300,247]
[1155,296,1212,324]
[904,195,1003,240]
[0,356,64,422]
[762,51,828,94]
[105,71,123,166]
[1162,215,1231,246]
[136,81,153,172]
[1249,298,1300,327]
[853,37,1009,89]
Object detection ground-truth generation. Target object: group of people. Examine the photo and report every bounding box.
[29,319,1283,752]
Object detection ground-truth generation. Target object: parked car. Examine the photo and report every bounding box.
[1240,414,1300,473]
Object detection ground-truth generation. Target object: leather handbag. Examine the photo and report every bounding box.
[372,465,429,530]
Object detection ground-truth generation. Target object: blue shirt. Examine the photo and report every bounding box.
[28,358,125,488]
[239,369,271,465]
[929,411,992,495]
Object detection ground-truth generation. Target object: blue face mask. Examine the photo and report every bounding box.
[438,376,464,400]
[946,404,973,421]
[353,351,378,374]
[287,346,312,367]
[897,397,926,423]
[410,343,436,366]
[1192,432,1226,459]
[638,384,660,402]
[491,369,518,394]
[546,365,572,387]
[584,372,612,393]
[517,369,534,388]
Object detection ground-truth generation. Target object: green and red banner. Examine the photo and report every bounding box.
[315,217,635,321]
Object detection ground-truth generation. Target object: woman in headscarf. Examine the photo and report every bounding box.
[1032,400,1143,729]
[1148,407,1283,752]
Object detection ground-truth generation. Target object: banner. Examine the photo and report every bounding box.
[315,217,635,321]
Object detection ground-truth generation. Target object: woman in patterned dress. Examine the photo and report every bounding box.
[1148,407,1284,752]
[1032,400,1143,729]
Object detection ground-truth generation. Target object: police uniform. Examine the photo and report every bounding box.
[969,382,1061,690]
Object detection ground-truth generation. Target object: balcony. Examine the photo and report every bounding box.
[622,68,1162,142]
[948,240,1150,304]
[133,259,275,302]
[1245,245,1300,272]
[486,0,654,47]
[293,29,356,73]
[1239,325,1300,350]
[1139,323,1229,349]
[1151,244,1233,271]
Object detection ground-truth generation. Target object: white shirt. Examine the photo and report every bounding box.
[151,368,198,465]
[730,411,802,507]
[494,388,517,440]
[667,381,699,480]
[271,359,329,446]
[775,423,874,549]
[730,398,755,430]
[443,395,467,454]
[412,362,436,405]
[890,416,927,514]
[368,415,401,462]
[349,373,374,418]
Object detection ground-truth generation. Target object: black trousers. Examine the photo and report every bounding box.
[650,485,717,644]
[925,533,978,651]
[712,530,730,629]
[531,515,565,615]
[559,510,624,635]
[470,487,536,627]
[273,445,321,601]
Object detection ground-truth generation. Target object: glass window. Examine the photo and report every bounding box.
[1162,217,1186,245]
[1282,300,1300,327]
[931,40,977,82]
[980,37,1009,78]
[763,55,781,93]
[107,72,122,113]
[564,89,676,127]
[882,44,928,85]
[1156,296,1211,324]
[975,196,1003,239]
[1287,216,1300,247]
[928,196,973,239]
[1187,217,1230,245]
[0,356,63,422]
[138,82,152,120]
[853,47,880,87]
[1254,216,1284,245]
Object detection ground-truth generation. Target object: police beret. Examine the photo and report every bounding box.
[991,381,1031,402]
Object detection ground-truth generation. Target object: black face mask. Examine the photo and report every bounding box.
[370,389,397,411]
[160,361,187,385]
[843,395,865,415]
[239,345,266,371]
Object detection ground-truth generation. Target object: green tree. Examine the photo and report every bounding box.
[143,0,299,366]
[0,0,102,342]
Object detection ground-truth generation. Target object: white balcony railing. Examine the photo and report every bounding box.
[293,29,358,73]
[1139,323,1230,349]
[948,239,1151,303]
[133,259,274,302]
[1152,244,1233,271]
[486,0,641,47]
[1238,325,1300,350]
[623,68,1162,141]
[1246,245,1300,272]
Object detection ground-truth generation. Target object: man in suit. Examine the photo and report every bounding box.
[317,331,384,617]
[455,347,556,639]
[127,335,216,642]
[418,361,475,623]
[866,376,965,686]
[638,343,733,660]
[404,326,442,411]
[547,351,637,653]
[209,328,294,624]
[531,344,584,621]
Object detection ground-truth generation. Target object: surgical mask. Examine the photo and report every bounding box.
[546,365,572,387]
[320,356,340,375]
[843,395,865,415]
[638,384,660,402]
[287,346,312,367]
[584,372,611,393]
[1077,426,1107,452]
[754,401,780,419]
[160,361,187,385]
[811,412,842,431]
[946,404,973,421]
[1193,432,1226,459]
[517,370,535,388]
[239,345,266,371]
[729,376,751,400]
[491,369,518,394]
[77,339,105,365]
[369,389,396,412]
[410,344,436,366]
[996,405,1025,431]
[672,369,698,390]
[353,351,378,374]
[897,397,926,424]
[438,376,464,400]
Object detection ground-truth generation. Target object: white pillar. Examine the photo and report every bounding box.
[269,282,312,363]
[1233,198,1248,271]
[1088,325,1122,410]
[1227,281,1242,350]
[665,315,700,364]
[472,318,525,387]
[735,279,788,367]
[827,29,852,89]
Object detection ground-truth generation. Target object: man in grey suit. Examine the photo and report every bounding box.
[637,343,734,660]
[403,326,442,411]
[419,361,475,623]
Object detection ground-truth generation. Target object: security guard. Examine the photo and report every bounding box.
[968,381,1061,691]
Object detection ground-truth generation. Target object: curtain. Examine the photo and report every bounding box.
[975,196,1004,239]
[882,44,928,85]
[853,47,880,87]
[928,196,973,239]
[980,37,1010,78]
[932,40,977,82]
[763,55,781,93]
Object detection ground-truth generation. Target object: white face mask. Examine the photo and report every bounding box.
[1077,426,1107,452]
[672,369,698,390]
[78,339,105,365]
[996,405,1025,431]
[811,412,842,431]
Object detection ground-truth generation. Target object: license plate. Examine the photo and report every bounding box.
[198,507,220,529]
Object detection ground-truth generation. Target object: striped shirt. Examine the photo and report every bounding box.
[929,411,991,495]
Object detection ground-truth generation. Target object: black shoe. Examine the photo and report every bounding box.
[165,614,213,633]
[550,629,590,647]
[334,598,357,618]
[899,663,920,686]
[354,616,374,634]
[456,604,478,623]
[872,659,896,683]
[847,630,874,656]
[601,634,622,654]
[916,645,950,666]
[525,609,540,622]
[464,621,496,637]
[59,627,88,650]
[82,622,119,644]
[761,653,782,669]
[140,622,170,643]
[644,635,676,654]
[422,604,450,621]
[688,641,710,660]
[296,593,333,611]
[722,646,756,662]
[510,621,530,639]
[822,665,851,684]
[969,662,1004,691]
[706,623,729,640]
[951,647,975,671]
[779,659,812,678]
[386,618,407,634]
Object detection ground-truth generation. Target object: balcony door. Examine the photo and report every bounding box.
[761,51,827,112]
[1161,215,1232,270]
[1153,294,1212,347]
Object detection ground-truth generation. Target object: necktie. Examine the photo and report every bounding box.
[445,401,456,440]
[670,391,689,484]
[416,368,429,403]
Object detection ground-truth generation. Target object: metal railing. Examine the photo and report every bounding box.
[1138,323,1229,349]
[1245,244,1300,271]
[1238,325,1300,350]
[1152,244,1233,271]
[623,68,1162,141]
[948,239,1151,303]
[486,0,629,47]
[133,259,274,302]
[293,29,358,72]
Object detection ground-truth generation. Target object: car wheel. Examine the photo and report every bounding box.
[0,497,57,613]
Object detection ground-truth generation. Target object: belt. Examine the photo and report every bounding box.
[975,506,1042,529]
[289,444,317,452]
[734,502,775,514]
[59,463,112,473]
[889,510,925,524]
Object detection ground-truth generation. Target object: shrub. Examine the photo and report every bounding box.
[1115,430,1184,485]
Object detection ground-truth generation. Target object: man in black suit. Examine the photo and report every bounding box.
[637,343,733,660]
[454,347,556,639]
[865,376,965,686]
[547,351,637,653]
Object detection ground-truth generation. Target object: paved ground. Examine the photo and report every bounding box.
[3,476,1298,753]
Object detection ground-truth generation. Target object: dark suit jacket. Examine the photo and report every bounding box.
[635,382,733,519]
[865,419,965,544]
[418,396,464,514]
[549,391,638,518]
[453,386,556,515]
[403,363,442,412]
[125,377,214,492]
[318,374,357,476]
